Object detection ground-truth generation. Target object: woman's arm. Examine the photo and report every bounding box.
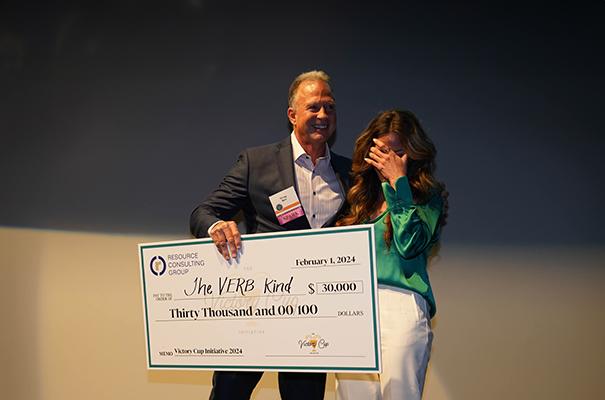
[382,176,442,259]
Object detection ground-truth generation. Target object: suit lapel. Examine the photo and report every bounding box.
[329,151,351,192]
[275,137,296,190]
[322,151,351,228]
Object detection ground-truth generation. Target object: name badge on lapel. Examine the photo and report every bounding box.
[269,186,305,225]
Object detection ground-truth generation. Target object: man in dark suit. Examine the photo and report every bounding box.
[190,70,351,399]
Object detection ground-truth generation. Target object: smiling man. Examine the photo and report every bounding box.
[190,70,352,400]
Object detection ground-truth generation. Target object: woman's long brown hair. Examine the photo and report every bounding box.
[337,110,448,246]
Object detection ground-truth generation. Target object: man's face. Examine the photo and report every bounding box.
[288,80,336,147]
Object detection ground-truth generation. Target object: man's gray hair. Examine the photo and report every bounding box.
[288,70,332,108]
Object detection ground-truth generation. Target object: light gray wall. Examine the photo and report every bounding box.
[2,228,604,400]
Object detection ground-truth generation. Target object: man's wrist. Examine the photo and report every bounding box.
[207,220,224,236]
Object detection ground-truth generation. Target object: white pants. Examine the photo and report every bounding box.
[336,286,433,400]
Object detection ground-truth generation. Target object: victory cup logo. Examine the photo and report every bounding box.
[299,333,328,354]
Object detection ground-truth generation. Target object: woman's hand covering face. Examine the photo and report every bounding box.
[365,137,408,187]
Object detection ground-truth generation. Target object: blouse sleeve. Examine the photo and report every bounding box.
[382,176,443,259]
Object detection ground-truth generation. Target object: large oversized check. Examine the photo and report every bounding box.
[138,225,380,372]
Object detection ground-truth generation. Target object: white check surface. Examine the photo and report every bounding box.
[139,225,380,372]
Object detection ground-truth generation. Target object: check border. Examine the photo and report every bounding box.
[139,225,378,371]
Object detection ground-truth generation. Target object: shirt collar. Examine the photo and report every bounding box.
[290,132,331,164]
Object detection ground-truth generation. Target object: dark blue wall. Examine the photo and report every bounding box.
[1,1,604,245]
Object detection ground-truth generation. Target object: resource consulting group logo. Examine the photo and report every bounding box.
[150,256,167,276]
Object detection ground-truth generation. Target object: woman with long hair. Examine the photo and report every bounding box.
[335,110,448,400]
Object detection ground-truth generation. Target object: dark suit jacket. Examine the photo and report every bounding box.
[190,137,352,238]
